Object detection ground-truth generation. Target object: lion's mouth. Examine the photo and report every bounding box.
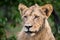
[25,31,36,36]
[25,31,36,34]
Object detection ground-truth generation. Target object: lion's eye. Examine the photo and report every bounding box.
[24,16,27,18]
[34,16,39,19]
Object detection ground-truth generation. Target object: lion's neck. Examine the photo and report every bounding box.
[33,19,52,40]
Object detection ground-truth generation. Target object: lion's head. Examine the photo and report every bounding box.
[18,4,53,36]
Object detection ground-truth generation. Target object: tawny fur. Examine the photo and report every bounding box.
[17,4,55,40]
[17,19,55,40]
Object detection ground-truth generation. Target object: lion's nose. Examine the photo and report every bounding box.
[25,25,32,29]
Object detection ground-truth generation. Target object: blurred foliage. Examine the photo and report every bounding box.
[0,0,60,40]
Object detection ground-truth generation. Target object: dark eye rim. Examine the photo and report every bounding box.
[24,16,27,18]
[34,16,39,19]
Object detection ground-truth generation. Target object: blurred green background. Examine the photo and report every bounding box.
[0,0,60,40]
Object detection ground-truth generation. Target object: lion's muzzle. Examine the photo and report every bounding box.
[24,24,33,33]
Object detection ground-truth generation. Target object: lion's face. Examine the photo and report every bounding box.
[18,4,53,36]
[22,7,45,36]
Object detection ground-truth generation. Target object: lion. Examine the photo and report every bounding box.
[17,4,55,40]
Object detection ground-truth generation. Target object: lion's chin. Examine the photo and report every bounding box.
[26,33,36,36]
[30,33,35,36]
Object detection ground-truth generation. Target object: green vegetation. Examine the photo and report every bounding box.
[0,0,60,40]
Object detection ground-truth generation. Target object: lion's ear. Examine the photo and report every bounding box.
[18,3,28,11]
[41,4,53,18]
